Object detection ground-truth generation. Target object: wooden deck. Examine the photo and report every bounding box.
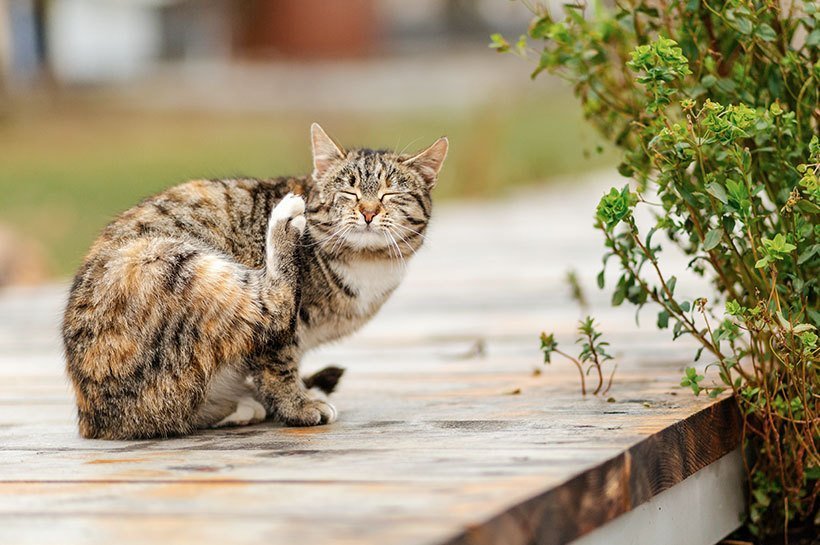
[0,176,743,545]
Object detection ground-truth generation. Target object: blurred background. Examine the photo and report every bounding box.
[0,0,615,284]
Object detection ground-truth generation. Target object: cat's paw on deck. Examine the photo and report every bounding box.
[279,397,338,427]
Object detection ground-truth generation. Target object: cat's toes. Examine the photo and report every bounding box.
[280,398,337,427]
[214,403,255,428]
[271,193,306,235]
[290,215,306,233]
[246,397,267,422]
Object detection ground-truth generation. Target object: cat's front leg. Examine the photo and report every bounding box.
[250,194,337,426]
[250,344,337,426]
[256,192,306,336]
[265,192,305,286]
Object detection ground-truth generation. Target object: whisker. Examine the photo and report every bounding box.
[381,231,397,263]
[385,230,407,270]
[389,222,427,241]
[315,226,351,255]
[397,137,423,157]
[381,230,402,266]
[393,133,404,156]
[300,224,351,247]
[388,226,417,255]
[327,226,352,256]
[316,224,351,257]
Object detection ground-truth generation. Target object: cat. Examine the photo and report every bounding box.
[62,124,448,439]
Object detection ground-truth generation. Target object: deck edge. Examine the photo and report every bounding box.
[443,395,743,545]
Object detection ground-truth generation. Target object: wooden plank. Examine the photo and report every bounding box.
[442,398,741,545]
[0,178,743,544]
[0,514,459,545]
[0,355,741,545]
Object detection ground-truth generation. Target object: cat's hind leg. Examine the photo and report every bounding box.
[196,193,315,430]
[194,363,266,429]
[214,396,266,428]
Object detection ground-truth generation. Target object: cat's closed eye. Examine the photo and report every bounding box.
[337,191,359,201]
[379,192,402,202]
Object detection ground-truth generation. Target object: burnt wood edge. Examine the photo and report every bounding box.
[444,396,743,545]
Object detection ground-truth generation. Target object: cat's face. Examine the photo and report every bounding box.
[310,124,448,252]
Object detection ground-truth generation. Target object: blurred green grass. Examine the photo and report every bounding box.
[0,90,615,278]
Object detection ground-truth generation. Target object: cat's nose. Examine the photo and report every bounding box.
[359,203,380,224]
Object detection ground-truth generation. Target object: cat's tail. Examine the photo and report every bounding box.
[302,366,345,395]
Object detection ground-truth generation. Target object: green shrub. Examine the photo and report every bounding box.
[496,0,818,539]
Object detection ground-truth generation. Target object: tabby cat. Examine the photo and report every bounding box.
[62,124,448,439]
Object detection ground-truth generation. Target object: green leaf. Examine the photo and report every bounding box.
[489,33,510,53]
[795,199,820,214]
[734,18,753,35]
[753,489,771,508]
[596,186,638,231]
[529,16,552,39]
[703,228,722,251]
[539,332,558,364]
[706,182,728,204]
[798,245,818,265]
[514,35,527,55]
[617,162,635,178]
[612,275,627,306]
[754,23,777,42]
[726,300,742,315]
[708,387,726,398]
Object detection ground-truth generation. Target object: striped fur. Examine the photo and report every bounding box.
[62,124,448,439]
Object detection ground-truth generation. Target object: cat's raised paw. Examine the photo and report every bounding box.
[271,193,306,235]
[279,398,337,427]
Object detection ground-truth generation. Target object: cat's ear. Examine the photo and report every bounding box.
[311,123,346,180]
[403,137,448,188]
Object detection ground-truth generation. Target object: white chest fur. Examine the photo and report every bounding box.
[298,257,406,350]
[330,257,406,315]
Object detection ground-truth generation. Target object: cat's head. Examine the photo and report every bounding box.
[309,123,448,253]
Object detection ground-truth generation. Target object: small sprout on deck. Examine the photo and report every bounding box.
[539,317,617,396]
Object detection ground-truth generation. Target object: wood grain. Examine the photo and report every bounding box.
[444,398,741,545]
[0,179,742,545]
